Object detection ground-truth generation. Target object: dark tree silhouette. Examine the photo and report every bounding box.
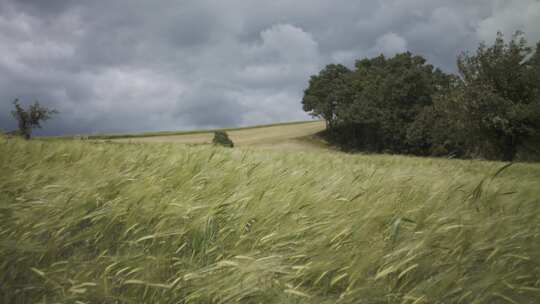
[302,31,540,161]
[212,131,234,147]
[11,99,58,139]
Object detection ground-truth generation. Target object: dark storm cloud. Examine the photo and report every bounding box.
[1,0,539,135]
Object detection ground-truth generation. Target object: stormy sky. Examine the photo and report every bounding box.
[1,0,539,136]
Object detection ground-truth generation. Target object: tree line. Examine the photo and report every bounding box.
[302,32,540,161]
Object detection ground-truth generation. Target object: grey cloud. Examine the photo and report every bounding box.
[173,86,248,128]
[476,0,540,42]
[1,0,539,136]
[374,32,408,56]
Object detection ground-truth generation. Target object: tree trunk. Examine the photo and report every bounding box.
[22,129,31,140]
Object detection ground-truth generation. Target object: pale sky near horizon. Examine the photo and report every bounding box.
[1,0,539,135]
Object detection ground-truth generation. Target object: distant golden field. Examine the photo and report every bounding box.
[110,120,328,151]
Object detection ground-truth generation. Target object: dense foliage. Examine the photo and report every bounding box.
[1,137,540,303]
[303,32,540,161]
[213,131,234,147]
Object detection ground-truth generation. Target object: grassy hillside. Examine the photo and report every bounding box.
[1,137,540,303]
[108,120,327,152]
[46,120,328,152]
[61,120,324,140]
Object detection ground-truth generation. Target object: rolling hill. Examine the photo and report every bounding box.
[104,120,328,151]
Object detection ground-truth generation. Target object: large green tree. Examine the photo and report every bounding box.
[302,32,540,161]
[406,81,469,157]
[302,64,351,129]
[335,52,451,152]
[456,32,540,160]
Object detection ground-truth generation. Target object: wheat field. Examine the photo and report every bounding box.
[106,121,328,152]
[1,136,540,303]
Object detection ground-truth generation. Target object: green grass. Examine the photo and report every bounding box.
[1,137,540,303]
[45,120,320,140]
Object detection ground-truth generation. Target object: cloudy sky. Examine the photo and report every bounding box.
[1,0,539,135]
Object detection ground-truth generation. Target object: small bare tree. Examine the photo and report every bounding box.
[11,99,58,139]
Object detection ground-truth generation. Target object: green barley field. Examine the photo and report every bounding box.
[1,135,540,303]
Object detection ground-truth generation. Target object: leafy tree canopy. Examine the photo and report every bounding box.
[212,131,234,148]
[11,99,58,140]
[302,31,540,161]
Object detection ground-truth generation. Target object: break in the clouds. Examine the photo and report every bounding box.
[1,0,539,135]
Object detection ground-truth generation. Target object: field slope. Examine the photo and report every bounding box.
[101,120,327,151]
[1,137,540,303]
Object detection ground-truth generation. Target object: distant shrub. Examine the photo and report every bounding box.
[212,131,234,147]
[73,135,89,140]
